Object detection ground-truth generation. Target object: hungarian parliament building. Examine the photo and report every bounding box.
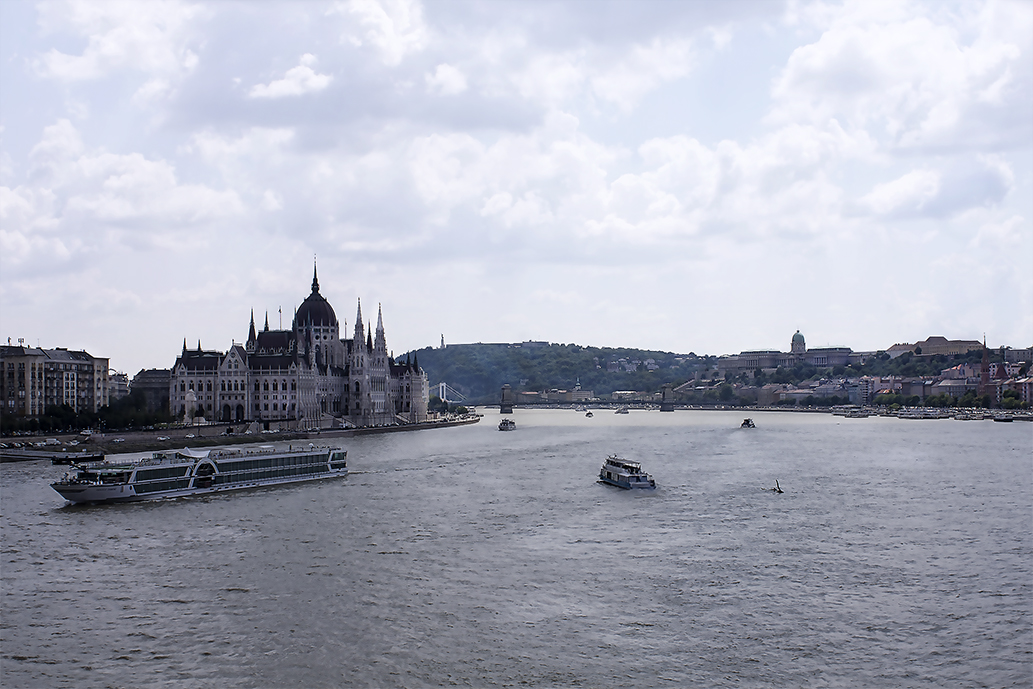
[170,267,428,429]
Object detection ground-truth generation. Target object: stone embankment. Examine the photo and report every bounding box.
[0,416,481,463]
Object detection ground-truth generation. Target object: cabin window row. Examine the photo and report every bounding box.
[136,479,190,494]
[213,464,326,484]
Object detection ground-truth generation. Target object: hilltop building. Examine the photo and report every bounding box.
[169,266,428,429]
[886,336,982,359]
[1,342,110,419]
[715,330,872,379]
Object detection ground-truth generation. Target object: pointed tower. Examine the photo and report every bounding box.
[311,259,320,293]
[247,310,257,352]
[374,304,387,354]
[353,300,364,345]
[264,312,270,332]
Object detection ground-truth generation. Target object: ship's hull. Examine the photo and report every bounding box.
[52,469,347,504]
[598,474,656,490]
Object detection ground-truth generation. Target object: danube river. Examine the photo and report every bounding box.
[2,410,1030,688]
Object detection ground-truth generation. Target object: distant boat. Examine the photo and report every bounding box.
[598,454,655,490]
[741,418,756,428]
[498,419,516,431]
[614,406,629,414]
[585,411,593,418]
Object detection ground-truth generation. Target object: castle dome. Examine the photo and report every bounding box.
[791,329,806,354]
[294,266,337,328]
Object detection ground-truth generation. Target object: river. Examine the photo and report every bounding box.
[2,409,1030,687]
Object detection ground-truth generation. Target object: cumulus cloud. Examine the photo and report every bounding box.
[425,63,467,95]
[249,54,333,99]
[770,0,1032,150]
[332,0,428,66]
[862,169,941,216]
[4,120,242,278]
[35,0,203,81]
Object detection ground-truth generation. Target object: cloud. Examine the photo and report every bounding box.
[862,169,941,216]
[425,63,467,95]
[332,0,428,66]
[770,0,1032,151]
[249,54,333,99]
[35,0,203,81]
[589,37,696,109]
[4,120,242,278]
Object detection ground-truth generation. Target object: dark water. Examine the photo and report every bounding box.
[2,410,1031,688]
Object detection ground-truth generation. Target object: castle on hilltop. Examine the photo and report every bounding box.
[170,265,428,429]
[715,330,872,378]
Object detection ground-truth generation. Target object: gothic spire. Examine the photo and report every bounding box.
[354,299,364,341]
[248,310,257,343]
[374,303,386,352]
[311,258,320,293]
[264,311,270,332]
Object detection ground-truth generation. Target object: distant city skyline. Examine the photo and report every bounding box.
[2,0,1031,378]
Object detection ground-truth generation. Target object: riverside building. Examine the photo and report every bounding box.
[170,267,428,429]
[1,341,110,419]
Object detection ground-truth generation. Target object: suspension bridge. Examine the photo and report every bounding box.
[435,382,466,404]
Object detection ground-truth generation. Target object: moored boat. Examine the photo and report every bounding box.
[51,445,347,504]
[598,454,655,490]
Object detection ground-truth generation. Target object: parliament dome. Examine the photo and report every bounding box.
[294,267,337,328]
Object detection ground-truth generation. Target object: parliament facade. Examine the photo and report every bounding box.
[170,268,428,429]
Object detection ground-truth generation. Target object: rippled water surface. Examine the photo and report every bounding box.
[2,410,1031,687]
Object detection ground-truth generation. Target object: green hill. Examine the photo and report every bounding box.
[404,343,705,403]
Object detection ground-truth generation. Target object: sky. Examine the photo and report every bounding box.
[1,0,1031,377]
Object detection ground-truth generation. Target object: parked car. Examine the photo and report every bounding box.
[157,436,170,441]
[112,438,125,443]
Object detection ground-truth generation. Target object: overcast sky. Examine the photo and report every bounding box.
[2,0,1031,376]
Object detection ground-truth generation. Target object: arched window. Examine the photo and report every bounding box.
[263,381,269,391]
[254,381,260,392]
[272,380,278,391]
[221,381,226,391]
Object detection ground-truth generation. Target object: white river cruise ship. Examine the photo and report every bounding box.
[51,445,348,504]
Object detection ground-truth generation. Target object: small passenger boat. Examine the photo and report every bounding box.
[585,411,593,418]
[498,419,516,431]
[598,454,655,490]
[741,418,756,428]
[614,406,629,414]
[51,445,347,504]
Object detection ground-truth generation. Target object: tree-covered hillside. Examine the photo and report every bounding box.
[405,343,704,403]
